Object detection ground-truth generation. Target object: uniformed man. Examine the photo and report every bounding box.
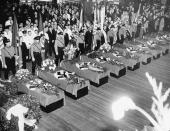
[118,24,126,44]
[107,25,118,46]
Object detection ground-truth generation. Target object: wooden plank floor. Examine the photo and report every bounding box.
[36,54,170,131]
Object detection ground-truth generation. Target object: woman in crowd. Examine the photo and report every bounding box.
[30,36,42,75]
[1,37,16,81]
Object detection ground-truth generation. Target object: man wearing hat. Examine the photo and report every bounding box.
[30,36,42,75]
[1,37,16,81]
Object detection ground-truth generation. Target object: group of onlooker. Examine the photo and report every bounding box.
[0,0,169,82]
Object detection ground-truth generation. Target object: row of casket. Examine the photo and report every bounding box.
[11,32,170,114]
[1,32,169,131]
[38,31,170,94]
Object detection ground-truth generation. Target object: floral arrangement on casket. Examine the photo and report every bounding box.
[87,51,102,59]
[41,59,56,73]
[76,62,105,73]
[106,57,125,66]
[64,43,78,60]
[0,93,41,131]
[95,56,109,64]
[110,49,139,60]
[112,50,124,58]
[156,34,170,41]
[54,70,86,85]
[15,69,33,81]
[146,40,163,50]
[100,43,111,53]
[137,44,148,49]
[87,51,124,66]
[126,46,139,53]
[0,80,18,96]
[12,69,34,84]
[87,51,108,64]
[124,51,140,60]
[146,40,157,47]
[26,78,60,96]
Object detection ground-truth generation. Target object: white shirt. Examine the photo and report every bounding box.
[22,35,32,49]
[33,27,38,32]
[5,20,13,26]
[39,31,49,41]
[57,26,63,33]
[18,30,23,37]
[28,35,34,46]
[4,30,12,42]
[63,13,70,20]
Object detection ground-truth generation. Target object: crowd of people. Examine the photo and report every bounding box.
[0,0,169,81]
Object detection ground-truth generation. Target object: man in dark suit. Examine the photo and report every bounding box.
[47,26,55,56]
[84,26,93,53]
[52,25,57,56]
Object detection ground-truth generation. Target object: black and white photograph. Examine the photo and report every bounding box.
[0,0,170,131]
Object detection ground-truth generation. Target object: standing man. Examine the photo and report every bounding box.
[20,30,28,69]
[84,26,93,53]
[54,32,65,66]
[39,26,49,58]
[47,25,55,57]
[118,24,126,44]
[93,26,102,51]
[31,36,42,75]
